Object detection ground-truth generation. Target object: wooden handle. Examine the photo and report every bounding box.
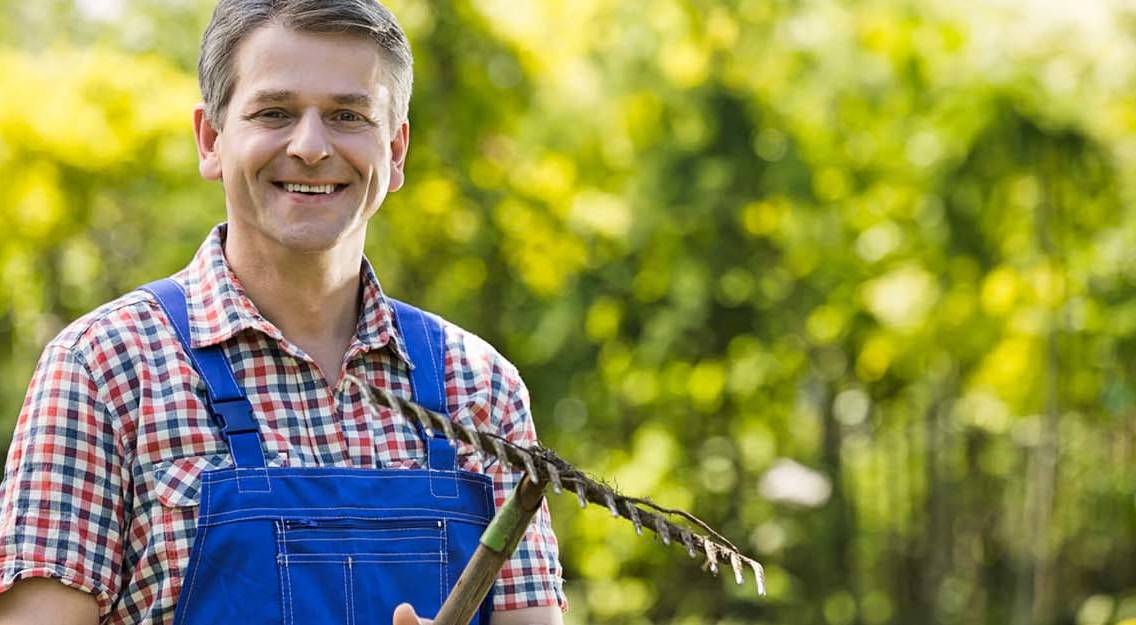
[434,474,548,625]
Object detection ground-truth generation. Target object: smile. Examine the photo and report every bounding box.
[273,181,349,195]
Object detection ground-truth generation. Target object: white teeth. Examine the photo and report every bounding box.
[283,183,336,194]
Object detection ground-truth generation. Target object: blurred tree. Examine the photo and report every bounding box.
[0,0,1134,624]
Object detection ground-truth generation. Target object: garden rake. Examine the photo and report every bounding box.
[345,376,766,625]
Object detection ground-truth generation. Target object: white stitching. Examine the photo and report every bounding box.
[179,475,212,617]
[391,302,455,475]
[283,522,295,625]
[287,525,437,531]
[200,471,491,486]
[199,507,490,524]
[429,467,459,499]
[440,518,448,608]
[287,536,439,543]
[391,303,422,396]
[283,550,442,557]
[286,538,436,546]
[208,506,487,515]
[275,521,290,625]
[236,467,272,493]
[285,556,443,564]
[283,554,444,563]
[344,559,353,625]
[349,557,358,625]
[416,312,444,410]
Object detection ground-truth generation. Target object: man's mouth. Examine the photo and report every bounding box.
[274,182,349,195]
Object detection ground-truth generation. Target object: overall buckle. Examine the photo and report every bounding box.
[212,398,259,435]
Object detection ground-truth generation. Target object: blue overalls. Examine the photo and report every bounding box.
[142,279,495,625]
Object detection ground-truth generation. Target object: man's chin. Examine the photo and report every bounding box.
[272,222,366,255]
[273,233,347,255]
[225,210,368,258]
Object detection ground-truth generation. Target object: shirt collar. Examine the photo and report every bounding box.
[176,223,412,366]
[355,255,413,365]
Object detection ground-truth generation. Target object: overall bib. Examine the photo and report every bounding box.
[142,279,495,625]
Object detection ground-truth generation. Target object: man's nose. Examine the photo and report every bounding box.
[286,110,332,165]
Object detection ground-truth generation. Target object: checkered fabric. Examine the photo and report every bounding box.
[0,224,566,623]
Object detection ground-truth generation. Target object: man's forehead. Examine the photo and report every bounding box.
[245,89,379,108]
[227,24,393,107]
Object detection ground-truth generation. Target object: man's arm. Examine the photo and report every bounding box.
[484,377,567,614]
[0,343,123,622]
[490,605,565,625]
[0,578,99,625]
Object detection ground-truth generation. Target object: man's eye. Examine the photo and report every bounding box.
[246,109,289,122]
[334,111,368,124]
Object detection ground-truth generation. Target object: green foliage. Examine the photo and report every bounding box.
[1,0,1135,624]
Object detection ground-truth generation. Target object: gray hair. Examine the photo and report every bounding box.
[198,0,413,128]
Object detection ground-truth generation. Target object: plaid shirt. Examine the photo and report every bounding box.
[0,224,565,623]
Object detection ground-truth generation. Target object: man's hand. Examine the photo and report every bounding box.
[393,603,432,625]
[391,602,564,625]
[0,578,99,625]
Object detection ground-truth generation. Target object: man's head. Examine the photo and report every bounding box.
[198,0,413,130]
[192,8,413,257]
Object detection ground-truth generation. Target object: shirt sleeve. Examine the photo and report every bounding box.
[490,375,568,612]
[0,344,125,617]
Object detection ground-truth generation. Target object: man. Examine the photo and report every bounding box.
[0,1,565,624]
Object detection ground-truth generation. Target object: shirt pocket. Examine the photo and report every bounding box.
[148,454,231,604]
[153,454,232,508]
[152,452,289,507]
[455,441,486,473]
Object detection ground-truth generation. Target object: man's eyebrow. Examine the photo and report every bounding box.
[249,89,295,104]
[245,90,374,108]
[331,93,374,108]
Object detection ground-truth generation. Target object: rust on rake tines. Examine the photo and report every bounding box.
[345,377,767,597]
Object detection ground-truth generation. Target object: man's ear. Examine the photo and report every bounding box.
[193,104,223,181]
[387,120,410,193]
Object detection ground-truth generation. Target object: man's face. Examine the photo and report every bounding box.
[193,24,409,256]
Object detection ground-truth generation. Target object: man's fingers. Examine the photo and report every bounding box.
[392,602,433,625]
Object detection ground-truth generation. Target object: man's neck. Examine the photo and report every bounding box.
[223,227,363,382]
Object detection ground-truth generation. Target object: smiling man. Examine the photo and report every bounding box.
[0,2,565,625]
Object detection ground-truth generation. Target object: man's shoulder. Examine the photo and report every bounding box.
[430,312,524,391]
[47,286,165,366]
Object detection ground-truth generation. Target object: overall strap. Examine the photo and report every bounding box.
[140,279,268,473]
[388,298,459,487]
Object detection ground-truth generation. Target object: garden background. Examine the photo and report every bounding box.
[1,0,1135,624]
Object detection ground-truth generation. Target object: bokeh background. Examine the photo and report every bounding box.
[2,0,1136,623]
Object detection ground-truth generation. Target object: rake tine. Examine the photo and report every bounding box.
[465,426,485,455]
[545,462,563,494]
[750,560,767,596]
[654,515,671,545]
[605,492,619,517]
[491,438,511,469]
[521,452,541,485]
[628,505,643,536]
[682,530,697,558]
[438,413,457,443]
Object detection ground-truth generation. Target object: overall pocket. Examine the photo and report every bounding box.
[276,518,448,625]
